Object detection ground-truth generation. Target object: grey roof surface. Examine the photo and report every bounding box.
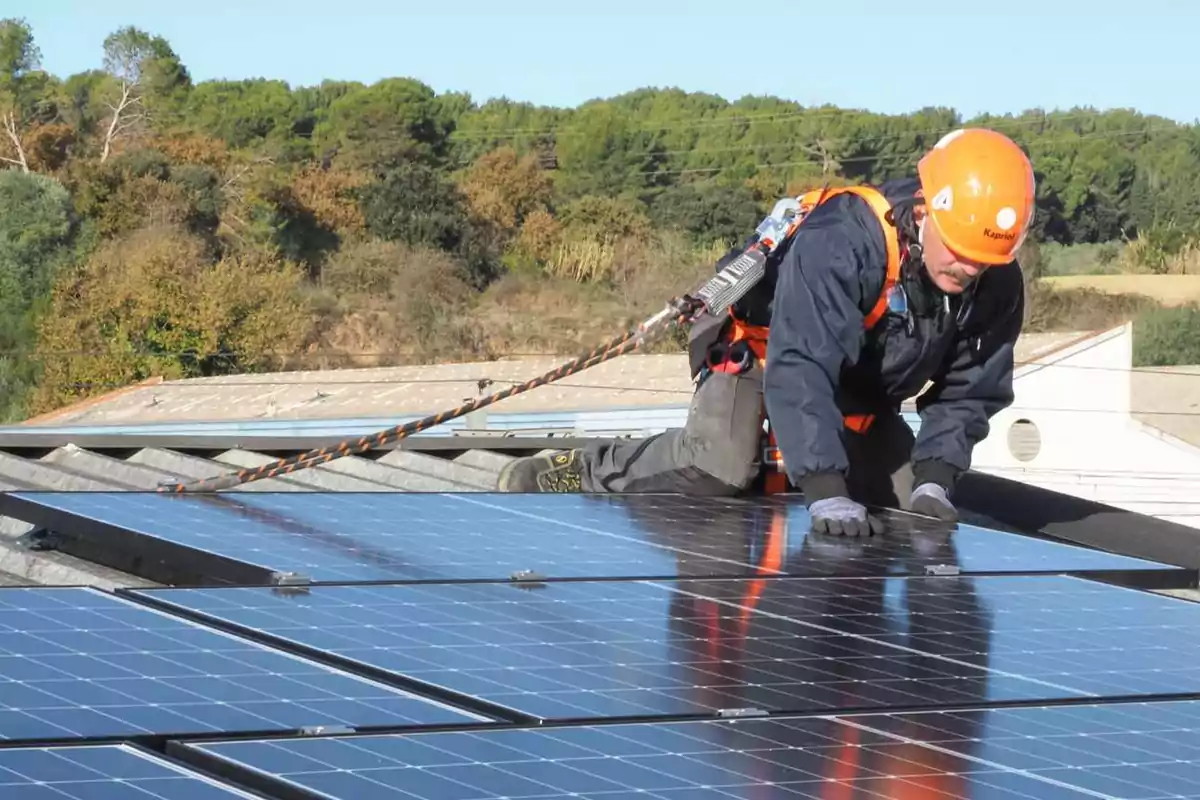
[20,334,1088,429]
[1131,364,1200,449]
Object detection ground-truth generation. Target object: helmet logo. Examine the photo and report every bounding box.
[995,207,1018,230]
[931,186,953,210]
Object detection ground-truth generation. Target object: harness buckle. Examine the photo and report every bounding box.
[705,340,754,375]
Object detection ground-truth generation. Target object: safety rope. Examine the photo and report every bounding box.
[158,298,702,493]
[159,193,814,494]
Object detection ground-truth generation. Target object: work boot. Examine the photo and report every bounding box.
[496,450,585,492]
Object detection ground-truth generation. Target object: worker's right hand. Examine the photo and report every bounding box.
[808,496,885,537]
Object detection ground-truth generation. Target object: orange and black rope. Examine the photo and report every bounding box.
[159,301,699,493]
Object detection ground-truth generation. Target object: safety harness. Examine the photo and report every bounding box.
[701,185,925,494]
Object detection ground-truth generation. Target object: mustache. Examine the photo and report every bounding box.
[944,265,980,284]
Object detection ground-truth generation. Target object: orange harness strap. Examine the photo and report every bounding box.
[717,185,905,493]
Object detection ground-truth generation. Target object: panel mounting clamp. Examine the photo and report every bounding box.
[271,571,312,594]
[717,707,768,718]
[299,724,354,736]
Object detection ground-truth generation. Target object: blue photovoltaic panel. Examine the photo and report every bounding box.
[0,743,264,799]
[740,573,1200,698]
[134,574,1200,722]
[0,587,485,742]
[181,700,1200,799]
[0,490,1178,586]
[839,699,1200,798]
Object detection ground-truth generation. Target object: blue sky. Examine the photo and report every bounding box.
[16,0,1197,122]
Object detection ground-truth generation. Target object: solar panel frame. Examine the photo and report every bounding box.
[0,490,1186,590]
[171,699,1200,800]
[0,742,268,800]
[0,586,493,744]
[128,573,1200,725]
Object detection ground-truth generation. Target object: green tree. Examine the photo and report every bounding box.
[1133,305,1200,366]
[0,169,73,418]
[316,78,454,170]
[359,161,500,288]
[647,182,761,245]
[0,17,46,173]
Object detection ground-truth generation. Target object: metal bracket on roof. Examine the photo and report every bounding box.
[270,571,312,595]
[924,564,961,577]
[718,707,768,718]
[509,569,548,589]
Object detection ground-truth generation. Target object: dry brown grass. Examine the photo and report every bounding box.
[1023,281,1159,333]
[1041,274,1200,307]
[307,228,726,367]
[310,240,485,366]
[1119,232,1200,275]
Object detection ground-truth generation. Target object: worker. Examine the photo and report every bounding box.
[497,127,1034,537]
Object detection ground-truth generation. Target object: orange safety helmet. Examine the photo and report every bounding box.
[916,127,1036,265]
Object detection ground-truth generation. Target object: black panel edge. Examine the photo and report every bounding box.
[119,742,288,800]
[955,471,1200,571]
[165,741,321,800]
[118,587,540,727]
[0,716,512,752]
[0,493,277,586]
[158,691,1200,753]
[3,690,1200,754]
[119,566,1196,595]
[1076,568,1199,593]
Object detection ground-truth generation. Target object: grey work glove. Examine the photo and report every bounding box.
[910,482,958,522]
[808,496,884,537]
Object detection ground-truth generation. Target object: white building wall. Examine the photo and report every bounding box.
[968,323,1200,528]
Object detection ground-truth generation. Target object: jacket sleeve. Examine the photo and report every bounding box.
[911,265,1025,492]
[763,196,885,503]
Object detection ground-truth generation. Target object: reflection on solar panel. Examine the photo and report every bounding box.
[0,743,262,799]
[181,700,1200,800]
[842,700,1200,798]
[0,491,1181,587]
[0,587,485,742]
[743,573,1200,697]
[134,574,1200,723]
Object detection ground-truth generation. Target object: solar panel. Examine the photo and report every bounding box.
[0,587,486,743]
[740,573,1200,698]
[0,490,1181,588]
[133,574,1200,723]
[177,700,1200,800]
[0,743,265,799]
[838,699,1200,798]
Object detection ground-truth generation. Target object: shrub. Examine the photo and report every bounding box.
[1132,303,1200,366]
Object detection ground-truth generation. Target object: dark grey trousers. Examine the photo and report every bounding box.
[576,365,916,508]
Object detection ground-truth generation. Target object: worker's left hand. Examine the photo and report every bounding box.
[809,496,885,537]
[910,483,958,522]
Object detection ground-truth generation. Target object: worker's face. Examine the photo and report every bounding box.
[920,219,989,294]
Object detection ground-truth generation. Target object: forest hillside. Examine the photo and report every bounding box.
[2,17,1199,421]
